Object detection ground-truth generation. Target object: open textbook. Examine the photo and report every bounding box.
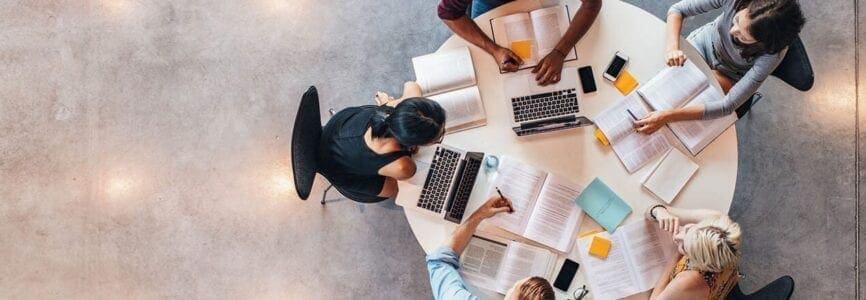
[637,61,738,155]
[460,236,557,294]
[412,47,486,133]
[490,5,578,71]
[485,156,584,252]
[595,93,673,173]
[578,220,678,300]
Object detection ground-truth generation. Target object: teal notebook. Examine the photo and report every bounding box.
[574,178,632,233]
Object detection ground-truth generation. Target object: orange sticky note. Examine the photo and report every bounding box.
[511,40,533,60]
[613,70,639,95]
[588,235,612,259]
[594,128,609,146]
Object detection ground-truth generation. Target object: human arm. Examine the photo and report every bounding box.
[446,195,514,254]
[647,205,723,234]
[701,54,784,119]
[664,0,726,66]
[378,157,417,180]
[649,268,711,300]
[375,81,424,107]
[438,0,523,72]
[633,105,705,134]
[532,0,602,85]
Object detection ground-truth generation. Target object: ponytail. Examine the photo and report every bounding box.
[370,105,396,138]
[369,98,446,147]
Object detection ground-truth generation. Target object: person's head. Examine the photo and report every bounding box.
[732,0,806,59]
[504,276,555,300]
[370,97,446,148]
[673,215,742,273]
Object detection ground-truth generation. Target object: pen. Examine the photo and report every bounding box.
[495,187,515,213]
[626,109,639,121]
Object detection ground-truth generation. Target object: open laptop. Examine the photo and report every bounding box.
[397,144,484,224]
[502,67,594,136]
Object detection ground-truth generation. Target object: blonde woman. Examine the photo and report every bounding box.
[647,205,741,300]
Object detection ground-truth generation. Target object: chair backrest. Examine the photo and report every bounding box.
[728,275,794,300]
[771,37,813,91]
[291,86,323,200]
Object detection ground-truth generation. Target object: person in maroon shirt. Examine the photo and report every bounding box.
[438,0,602,86]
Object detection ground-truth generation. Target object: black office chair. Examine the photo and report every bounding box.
[737,37,813,118]
[728,276,795,300]
[290,86,339,204]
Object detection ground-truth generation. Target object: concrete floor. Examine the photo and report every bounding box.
[0,0,860,299]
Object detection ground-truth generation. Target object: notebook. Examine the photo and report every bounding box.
[577,220,677,300]
[642,148,699,204]
[485,156,585,252]
[574,178,632,233]
[594,93,673,173]
[637,61,737,155]
[460,235,557,295]
[489,5,578,71]
[412,47,486,133]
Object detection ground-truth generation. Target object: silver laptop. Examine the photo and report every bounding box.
[398,144,485,224]
[502,67,593,136]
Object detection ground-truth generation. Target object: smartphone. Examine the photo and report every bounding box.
[578,66,597,93]
[553,259,580,291]
[603,51,629,81]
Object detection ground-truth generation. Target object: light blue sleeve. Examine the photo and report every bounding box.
[426,246,479,300]
[668,0,728,18]
[702,51,785,119]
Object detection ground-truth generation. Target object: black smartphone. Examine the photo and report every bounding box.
[553,259,580,291]
[578,66,597,93]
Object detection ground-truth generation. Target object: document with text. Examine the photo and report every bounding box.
[490,5,578,71]
[595,93,673,173]
[461,236,557,294]
[412,46,486,133]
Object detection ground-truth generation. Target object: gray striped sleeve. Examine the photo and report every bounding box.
[668,0,727,18]
[702,52,785,119]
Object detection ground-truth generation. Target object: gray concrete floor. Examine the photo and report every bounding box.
[0,0,860,299]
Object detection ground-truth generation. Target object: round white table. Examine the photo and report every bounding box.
[399,0,737,298]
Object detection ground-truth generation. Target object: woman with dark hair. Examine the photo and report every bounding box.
[318,81,446,203]
[633,0,806,134]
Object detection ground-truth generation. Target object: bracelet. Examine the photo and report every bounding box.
[551,48,567,58]
[649,204,666,220]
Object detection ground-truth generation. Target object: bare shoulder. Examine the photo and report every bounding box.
[379,156,417,180]
[668,270,710,293]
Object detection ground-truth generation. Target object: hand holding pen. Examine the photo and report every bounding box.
[495,187,515,213]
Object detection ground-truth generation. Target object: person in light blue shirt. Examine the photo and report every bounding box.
[426,196,555,300]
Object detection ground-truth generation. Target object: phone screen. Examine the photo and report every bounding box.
[578,66,597,93]
[553,259,580,291]
[605,55,627,78]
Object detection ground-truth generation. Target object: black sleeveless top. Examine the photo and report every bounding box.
[318,106,412,183]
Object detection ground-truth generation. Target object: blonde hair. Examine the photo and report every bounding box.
[684,215,742,273]
[517,277,555,300]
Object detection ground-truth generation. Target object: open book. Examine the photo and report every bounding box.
[490,5,578,71]
[485,157,584,252]
[637,61,738,155]
[412,47,486,133]
[642,148,699,204]
[595,93,673,173]
[578,220,677,299]
[460,236,557,295]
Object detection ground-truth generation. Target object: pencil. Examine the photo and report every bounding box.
[495,187,514,213]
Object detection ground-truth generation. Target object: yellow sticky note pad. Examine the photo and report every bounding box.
[594,128,609,146]
[613,70,639,95]
[511,40,533,60]
[588,235,612,259]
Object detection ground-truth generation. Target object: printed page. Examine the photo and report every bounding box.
[428,86,486,133]
[595,93,672,173]
[667,87,737,155]
[487,157,547,235]
[643,148,699,203]
[523,174,584,252]
[578,233,642,299]
[529,6,577,61]
[621,220,678,291]
[412,47,476,95]
[495,241,555,294]
[637,61,708,111]
[491,13,539,67]
[460,236,508,293]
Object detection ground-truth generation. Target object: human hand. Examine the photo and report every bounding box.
[665,49,687,67]
[653,206,679,235]
[532,51,565,86]
[472,195,514,220]
[633,111,668,134]
[374,91,394,106]
[492,46,523,73]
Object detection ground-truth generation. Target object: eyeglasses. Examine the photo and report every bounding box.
[569,285,589,300]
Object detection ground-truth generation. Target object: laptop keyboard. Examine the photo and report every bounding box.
[444,152,483,223]
[418,147,461,213]
[511,88,579,123]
